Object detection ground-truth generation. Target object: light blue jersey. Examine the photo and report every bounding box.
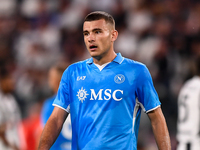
[53,53,161,150]
[41,95,72,150]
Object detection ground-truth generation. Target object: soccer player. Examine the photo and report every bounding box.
[38,11,171,150]
[40,64,72,150]
[0,68,23,150]
[176,57,200,150]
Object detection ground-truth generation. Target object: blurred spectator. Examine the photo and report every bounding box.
[0,67,25,150]
[0,0,16,17]
[176,56,200,150]
[20,101,43,150]
[40,63,72,150]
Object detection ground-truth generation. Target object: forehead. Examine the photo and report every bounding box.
[83,19,110,31]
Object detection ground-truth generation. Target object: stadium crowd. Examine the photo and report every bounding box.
[0,0,200,149]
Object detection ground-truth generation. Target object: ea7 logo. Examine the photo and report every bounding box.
[77,76,86,81]
[90,89,123,101]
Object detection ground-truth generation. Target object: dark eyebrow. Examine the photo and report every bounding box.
[92,28,102,32]
[83,30,89,34]
[83,28,103,34]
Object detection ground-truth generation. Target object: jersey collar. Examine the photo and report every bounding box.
[113,53,124,64]
[86,53,124,64]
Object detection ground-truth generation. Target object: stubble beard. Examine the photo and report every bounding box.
[91,49,109,62]
[93,55,102,61]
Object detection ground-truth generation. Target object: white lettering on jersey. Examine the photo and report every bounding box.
[77,76,86,81]
[77,88,124,102]
[90,89,103,100]
[90,89,123,101]
[104,89,111,100]
[112,90,123,101]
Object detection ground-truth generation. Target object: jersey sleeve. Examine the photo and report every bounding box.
[53,67,71,112]
[41,98,55,126]
[136,64,161,113]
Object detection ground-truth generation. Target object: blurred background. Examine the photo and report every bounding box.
[0,0,200,149]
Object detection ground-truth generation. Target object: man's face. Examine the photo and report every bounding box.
[83,19,114,59]
[0,76,15,94]
[48,68,61,93]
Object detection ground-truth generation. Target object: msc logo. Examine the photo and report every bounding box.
[77,87,89,103]
[77,87,123,103]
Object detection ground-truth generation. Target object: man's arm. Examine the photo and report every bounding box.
[38,106,69,150]
[147,107,171,150]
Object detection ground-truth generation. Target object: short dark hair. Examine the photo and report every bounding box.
[0,67,10,80]
[84,11,115,29]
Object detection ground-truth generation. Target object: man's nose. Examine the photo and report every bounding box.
[88,33,95,42]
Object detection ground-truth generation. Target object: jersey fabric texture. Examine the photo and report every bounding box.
[41,95,72,150]
[176,76,200,150]
[53,53,161,150]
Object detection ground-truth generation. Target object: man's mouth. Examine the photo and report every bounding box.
[89,45,98,50]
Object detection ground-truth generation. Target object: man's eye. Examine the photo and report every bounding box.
[83,33,89,36]
[95,31,101,34]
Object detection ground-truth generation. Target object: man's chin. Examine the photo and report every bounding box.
[89,51,98,57]
[90,52,102,60]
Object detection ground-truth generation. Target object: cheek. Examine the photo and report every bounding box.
[84,39,89,49]
[48,78,53,87]
[102,37,111,48]
[83,37,86,44]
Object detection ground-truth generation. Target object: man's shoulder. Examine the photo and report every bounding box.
[183,76,200,89]
[68,59,89,69]
[63,59,90,75]
[122,57,146,69]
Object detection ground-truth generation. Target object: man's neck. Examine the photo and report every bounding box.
[93,51,117,65]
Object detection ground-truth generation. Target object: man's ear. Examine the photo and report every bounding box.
[111,30,118,42]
